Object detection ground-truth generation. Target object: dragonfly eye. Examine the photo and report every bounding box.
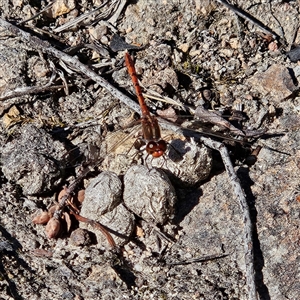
[157,140,167,152]
[146,141,167,158]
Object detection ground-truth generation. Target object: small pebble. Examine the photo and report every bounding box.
[70,228,91,246]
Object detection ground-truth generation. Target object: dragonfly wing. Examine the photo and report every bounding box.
[194,106,245,137]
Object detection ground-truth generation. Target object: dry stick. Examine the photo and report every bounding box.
[215,0,282,42]
[71,212,116,248]
[53,0,119,33]
[158,118,257,300]
[0,84,65,101]
[206,141,256,300]
[0,19,141,115]
[54,164,117,248]
[0,19,256,299]
[52,3,105,32]
[167,252,230,266]
[17,0,56,25]
[107,0,128,25]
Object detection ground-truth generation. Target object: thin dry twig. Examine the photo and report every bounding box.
[143,91,185,110]
[157,118,257,300]
[107,0,128,25]
[0,64,59,102]
[166,252,229,266]
[215,0,283,43]
[0,84,65,102]
[71,212,116,248]
[53,2,106,33]
[0,19,256,298]
[18,1,56,25]
[53,0,123,33]
[0,19,141,113]
[26,23,140,105]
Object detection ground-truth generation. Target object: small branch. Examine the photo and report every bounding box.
[0,19,141,115]
[215,0,283,42]
[107,0,128,25]
[53,0,122,33]
[203,140,256,300]
[18,1,56,25]
[0,84,65,101]
[166,252,230,266]
[53,3,105,33]
[71,212,116,248]
[157,118,257,300]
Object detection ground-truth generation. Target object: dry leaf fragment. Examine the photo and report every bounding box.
[2,105,21,128]
[48,205,59,217]
[63,212,72,232]
[156,107,178,123]
[77,189,85,203]
[32,211,50,224]
[30,249,53,257]
[45,217,61,238]
[135,225,144,238]
[58,186,69,202]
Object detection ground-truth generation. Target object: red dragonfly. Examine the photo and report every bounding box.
[124,51,167,158]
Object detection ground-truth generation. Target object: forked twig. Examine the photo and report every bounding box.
[52,164,116,248]
[0,19,256,299]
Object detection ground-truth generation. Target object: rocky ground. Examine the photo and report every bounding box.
[0,0,300,299]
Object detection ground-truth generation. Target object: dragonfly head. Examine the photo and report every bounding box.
[146,140,167,158]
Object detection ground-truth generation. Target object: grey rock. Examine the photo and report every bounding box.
[124,165,177,224]
[1,124,66,195]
